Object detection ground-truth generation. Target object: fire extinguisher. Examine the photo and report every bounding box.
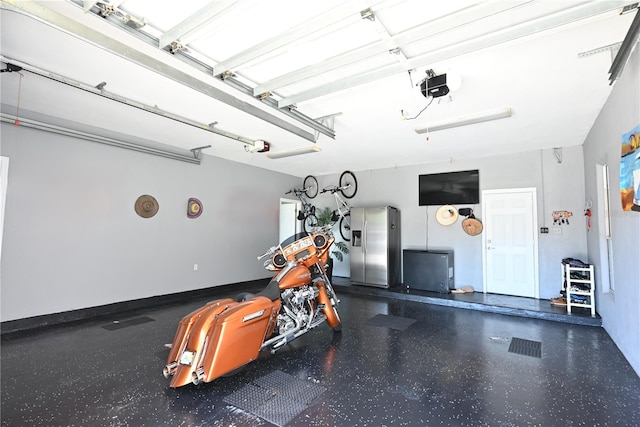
[585,208,592,231]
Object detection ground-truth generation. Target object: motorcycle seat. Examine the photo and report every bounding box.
[235,280,280,302]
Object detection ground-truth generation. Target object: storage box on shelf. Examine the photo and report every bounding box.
[563,263,595,317]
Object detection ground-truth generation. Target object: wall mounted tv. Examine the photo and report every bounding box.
[418,169,480,206]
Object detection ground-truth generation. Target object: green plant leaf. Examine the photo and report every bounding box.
[316,207,334,226]
[316,207,350,258]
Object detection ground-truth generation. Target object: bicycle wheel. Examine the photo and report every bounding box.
[303,214,318,234]
[303,175,319,199]
[338,171,357,199]
[339,212,351,242]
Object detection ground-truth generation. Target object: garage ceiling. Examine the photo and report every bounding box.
[1,0,638,177]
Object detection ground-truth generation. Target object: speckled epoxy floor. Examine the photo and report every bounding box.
[2,291,640,426]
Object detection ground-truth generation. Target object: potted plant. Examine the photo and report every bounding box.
[316,207,349,281]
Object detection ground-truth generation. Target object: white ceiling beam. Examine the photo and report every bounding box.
[366,9,411,70]
[212,0,396,76]
[0,0,318,142]
[159,1,241,49]
[256,1,531,96]
[83,1,98,12]
[278,0,634,107]
[84,0,126,12]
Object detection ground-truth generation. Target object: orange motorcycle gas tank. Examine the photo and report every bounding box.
[166,297,280,388]
[278,264,312,290]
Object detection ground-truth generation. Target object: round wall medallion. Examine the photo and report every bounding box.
[135,195,159,218]
[187,198,203,219]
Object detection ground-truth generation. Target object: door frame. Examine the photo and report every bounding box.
[481,187,540,298]
[0,156,8,262]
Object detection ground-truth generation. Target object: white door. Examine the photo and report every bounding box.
[279,198,301,243]
[482,188,539,298]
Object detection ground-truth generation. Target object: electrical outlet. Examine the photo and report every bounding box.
[540,227,549,234]
[193,264,198,271]
[551,227,562,235]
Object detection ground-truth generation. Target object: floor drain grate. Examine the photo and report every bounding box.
[508,337,542,358]
[101,316,155,331]
[365,314,416,331]
[224,370,325,426]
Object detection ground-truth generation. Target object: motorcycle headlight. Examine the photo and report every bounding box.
[272,253,286,268]
[313,234,327,248]
[179,350,196,366]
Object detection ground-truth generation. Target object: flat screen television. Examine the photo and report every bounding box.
[418,169,480,206]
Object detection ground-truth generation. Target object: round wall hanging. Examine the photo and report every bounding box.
[435,205,459,226]
[187,198,203,219]
[460,208,483,236]
[462,217,483,236]
[135,195,159,218]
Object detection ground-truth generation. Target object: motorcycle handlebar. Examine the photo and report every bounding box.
[257,246,278,260]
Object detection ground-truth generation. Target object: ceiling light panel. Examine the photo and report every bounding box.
[401,1,619,58]
[376,0,480,35]
[266,145,321,159]
[117,0,213,33]
[238,20,382,84]
[273,51,400,98]
[186,0,348,64]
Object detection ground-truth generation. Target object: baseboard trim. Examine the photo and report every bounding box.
[1,278,270,336]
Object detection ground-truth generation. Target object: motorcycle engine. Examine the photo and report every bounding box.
[277,286,319,334]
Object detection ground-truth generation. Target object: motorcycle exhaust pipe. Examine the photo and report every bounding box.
[261,326,303,351]
[163,362,178,378]
[192,367,205,385]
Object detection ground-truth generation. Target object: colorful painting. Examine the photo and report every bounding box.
[620,125,640,212]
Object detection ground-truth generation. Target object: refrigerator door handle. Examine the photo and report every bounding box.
[363,220,367,254]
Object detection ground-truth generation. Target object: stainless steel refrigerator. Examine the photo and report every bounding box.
[350,206,401,288]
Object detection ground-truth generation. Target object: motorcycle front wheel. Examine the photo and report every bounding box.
[317,283,341,331]
[329,305,341,332]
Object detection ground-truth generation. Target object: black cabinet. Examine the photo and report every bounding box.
[402,250,454,293]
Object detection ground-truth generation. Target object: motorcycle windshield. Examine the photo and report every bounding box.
[280,231,310,248]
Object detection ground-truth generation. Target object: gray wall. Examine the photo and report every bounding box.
[0,123,296,322]
[582,42,640,376]
[314,146,588,299]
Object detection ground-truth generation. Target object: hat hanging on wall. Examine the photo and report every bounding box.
[135,194,159,218]
[435,205,459,226]
[187,198,203,219]
[460,208,483,236]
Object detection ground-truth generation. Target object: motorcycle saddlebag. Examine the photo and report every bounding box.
[199,296,279,381]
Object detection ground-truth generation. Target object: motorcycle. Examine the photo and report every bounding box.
[162,226,342,388]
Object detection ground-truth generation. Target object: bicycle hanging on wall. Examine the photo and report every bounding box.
[286,175,319,234]
[321,171,358,241]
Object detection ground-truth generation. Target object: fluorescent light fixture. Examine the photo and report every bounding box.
[415,107,512,134]
[266,146,321,159]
